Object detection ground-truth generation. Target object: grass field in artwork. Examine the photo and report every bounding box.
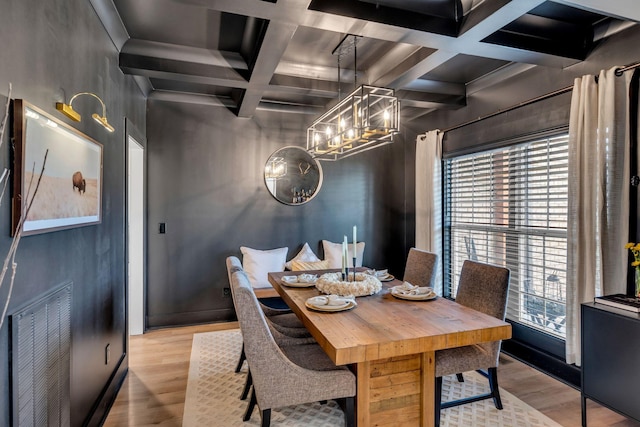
[24,172,99,221]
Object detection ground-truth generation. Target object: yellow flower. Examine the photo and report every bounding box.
[626,242,635,249]
[634,244,640,252]
[632,261,640,267]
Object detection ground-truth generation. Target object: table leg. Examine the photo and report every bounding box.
[420,351,436,427]
[355,354,434,426]
[356,361,371,427]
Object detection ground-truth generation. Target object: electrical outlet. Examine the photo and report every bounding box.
[105,343,110,365]
[223,287,231,298]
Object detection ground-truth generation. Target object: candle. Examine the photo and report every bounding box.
[353,225,357,264]
[342,236,347,275]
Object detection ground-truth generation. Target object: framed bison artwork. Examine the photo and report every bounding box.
[11,99,103,236]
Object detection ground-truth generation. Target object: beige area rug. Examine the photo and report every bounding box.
[183,330,562,427]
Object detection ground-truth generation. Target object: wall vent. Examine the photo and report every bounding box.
[10,283,72,427]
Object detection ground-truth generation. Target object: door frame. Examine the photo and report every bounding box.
[125,118,147,336]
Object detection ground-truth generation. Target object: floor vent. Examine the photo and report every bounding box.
[10,283,72,427]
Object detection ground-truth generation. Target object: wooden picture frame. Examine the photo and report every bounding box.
[12,99,103,236]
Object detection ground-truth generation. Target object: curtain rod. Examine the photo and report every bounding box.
[441,61,640,134]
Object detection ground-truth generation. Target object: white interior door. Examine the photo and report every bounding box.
[128,136,144,335]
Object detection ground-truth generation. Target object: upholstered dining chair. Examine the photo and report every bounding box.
[434,260,510,426]
[226,256,312,400]
[230,268,356,427]
[226,257,309,370]
[403,247,438,287]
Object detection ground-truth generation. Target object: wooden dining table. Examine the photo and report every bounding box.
[268,270,512,427]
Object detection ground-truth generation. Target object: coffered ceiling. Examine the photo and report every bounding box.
[92,0,639,122]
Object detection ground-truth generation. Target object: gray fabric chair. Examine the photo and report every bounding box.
[226,256,312,400]
[231,268,356,427]
[226,257,309,373]
[434,260,510,426]
[403,247,438,287]
[226,256,294,316]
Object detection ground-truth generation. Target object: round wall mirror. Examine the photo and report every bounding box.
[264,146,323,205]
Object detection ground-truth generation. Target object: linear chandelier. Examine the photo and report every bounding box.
[264,156,287,179]
[306,35,399,161]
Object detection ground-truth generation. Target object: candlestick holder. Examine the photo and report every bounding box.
[353,257,357,282]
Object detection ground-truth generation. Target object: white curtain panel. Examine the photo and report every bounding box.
[415,130,443,294]
[566,67,633,365]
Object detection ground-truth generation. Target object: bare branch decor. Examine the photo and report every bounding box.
[0,150,48,329]
[0,85,49,330]
[0,83,12,203]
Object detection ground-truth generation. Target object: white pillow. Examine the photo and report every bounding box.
[285,242,321,270]
[322,240,365,269]
[240,246,288,289]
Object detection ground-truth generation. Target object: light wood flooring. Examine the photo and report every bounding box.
[104,322,640,427]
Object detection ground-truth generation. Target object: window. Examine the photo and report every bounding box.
[444,133,568,338]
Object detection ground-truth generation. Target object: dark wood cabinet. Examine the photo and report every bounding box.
[581,302,640,426]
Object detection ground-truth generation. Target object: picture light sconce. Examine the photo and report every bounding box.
[56,92,115,133]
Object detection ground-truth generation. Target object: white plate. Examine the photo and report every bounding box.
[305,300,356,312]
[281,280,316,288]
[281,275,317,287]
[390,289,437,301]
[379,274,395,282]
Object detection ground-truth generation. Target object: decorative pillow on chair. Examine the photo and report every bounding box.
[240,246,288,289]
[291,259,330,271]
[284,242,321,270]
[322,240,365,269]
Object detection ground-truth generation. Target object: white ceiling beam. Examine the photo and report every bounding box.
[120,65,249,88]
[403,79,465,96]
[237,22,300,117]
[367,44,428,86]
[149,90,236,107]
[122,39,248,69]
[172,0,580,67]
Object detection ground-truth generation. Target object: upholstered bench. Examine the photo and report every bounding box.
[240,240,365,296]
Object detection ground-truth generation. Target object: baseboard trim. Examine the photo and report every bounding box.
[83,352,128,427]
[502,339,581,389]
[147,308,236,329]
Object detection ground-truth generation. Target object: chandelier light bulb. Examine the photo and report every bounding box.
[305,36,399,161]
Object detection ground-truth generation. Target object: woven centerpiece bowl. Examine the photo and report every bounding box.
[315,272,382,297]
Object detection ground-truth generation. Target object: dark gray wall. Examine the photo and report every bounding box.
[146,100,411,327]
[0,0,146,425]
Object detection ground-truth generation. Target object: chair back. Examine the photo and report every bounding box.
[456,260,510,320]
[231,269,288,405]
[226,256,243,287]
[230,268,354,411]
[403,248,438,288]
[226,256,245,310]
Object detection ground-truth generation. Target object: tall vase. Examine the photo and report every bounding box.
[635,267,640,299]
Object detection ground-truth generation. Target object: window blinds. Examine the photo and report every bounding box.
[444,133,569,338]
